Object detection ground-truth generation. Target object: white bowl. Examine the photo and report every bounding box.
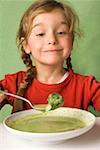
[3,107,95,143]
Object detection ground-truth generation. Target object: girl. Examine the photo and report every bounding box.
[0,0,100,113]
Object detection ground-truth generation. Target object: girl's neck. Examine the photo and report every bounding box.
[35,64,66,84]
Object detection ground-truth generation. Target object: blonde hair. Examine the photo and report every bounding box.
[15,0,81,111]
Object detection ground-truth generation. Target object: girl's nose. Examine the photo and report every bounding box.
[47,33,57,45]
[48,41,56,45]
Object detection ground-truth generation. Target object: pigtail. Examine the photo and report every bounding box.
[66,56,72,70]
[18,47,35,96]
[13,48,35,112]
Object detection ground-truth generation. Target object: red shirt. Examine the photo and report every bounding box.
[0,69,100,111]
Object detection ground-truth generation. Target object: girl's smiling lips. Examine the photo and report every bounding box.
[42,49,63,52]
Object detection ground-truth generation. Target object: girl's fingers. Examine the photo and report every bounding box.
[0,93,7,102]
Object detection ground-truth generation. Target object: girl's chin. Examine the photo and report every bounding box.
[41,60,63,66]
[35,57,64,66]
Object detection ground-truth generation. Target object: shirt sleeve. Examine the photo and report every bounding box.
[87,76,100,111]
[0,71,25,109]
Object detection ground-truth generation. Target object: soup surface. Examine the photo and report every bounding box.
[10,113,86,133]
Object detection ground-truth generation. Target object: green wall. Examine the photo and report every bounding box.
[0,0,100,121]
[0,0,100,80]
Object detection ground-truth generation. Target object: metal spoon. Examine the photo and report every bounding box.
[0,89,47,111]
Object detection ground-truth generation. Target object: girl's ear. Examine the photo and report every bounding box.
[21,38,31,54]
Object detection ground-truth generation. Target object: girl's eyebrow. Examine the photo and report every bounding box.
[60,21,68,27]
[60,21,68,25]
[32,23,43,29]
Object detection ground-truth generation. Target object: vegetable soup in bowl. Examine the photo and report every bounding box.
[3,107,95,143]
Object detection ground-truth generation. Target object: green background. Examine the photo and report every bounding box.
[0,0,100,122]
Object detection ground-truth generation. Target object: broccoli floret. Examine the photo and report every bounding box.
[45,93,64,112]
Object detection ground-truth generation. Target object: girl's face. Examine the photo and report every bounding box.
[24,9,73,66]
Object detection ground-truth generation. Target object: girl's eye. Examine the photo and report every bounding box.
[36,33,45,36]
[57,31,66,35]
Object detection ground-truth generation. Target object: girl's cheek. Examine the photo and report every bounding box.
[61,38,72,48]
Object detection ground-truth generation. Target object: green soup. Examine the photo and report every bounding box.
[10,113,85,133]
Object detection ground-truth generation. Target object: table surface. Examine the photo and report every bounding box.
[0,117,100,150]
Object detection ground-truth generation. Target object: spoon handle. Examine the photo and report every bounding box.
[0,89,34,108]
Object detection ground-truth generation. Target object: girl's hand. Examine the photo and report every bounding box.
[0,91,7,102]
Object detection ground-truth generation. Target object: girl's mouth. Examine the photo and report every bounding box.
[43,49,63,52]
